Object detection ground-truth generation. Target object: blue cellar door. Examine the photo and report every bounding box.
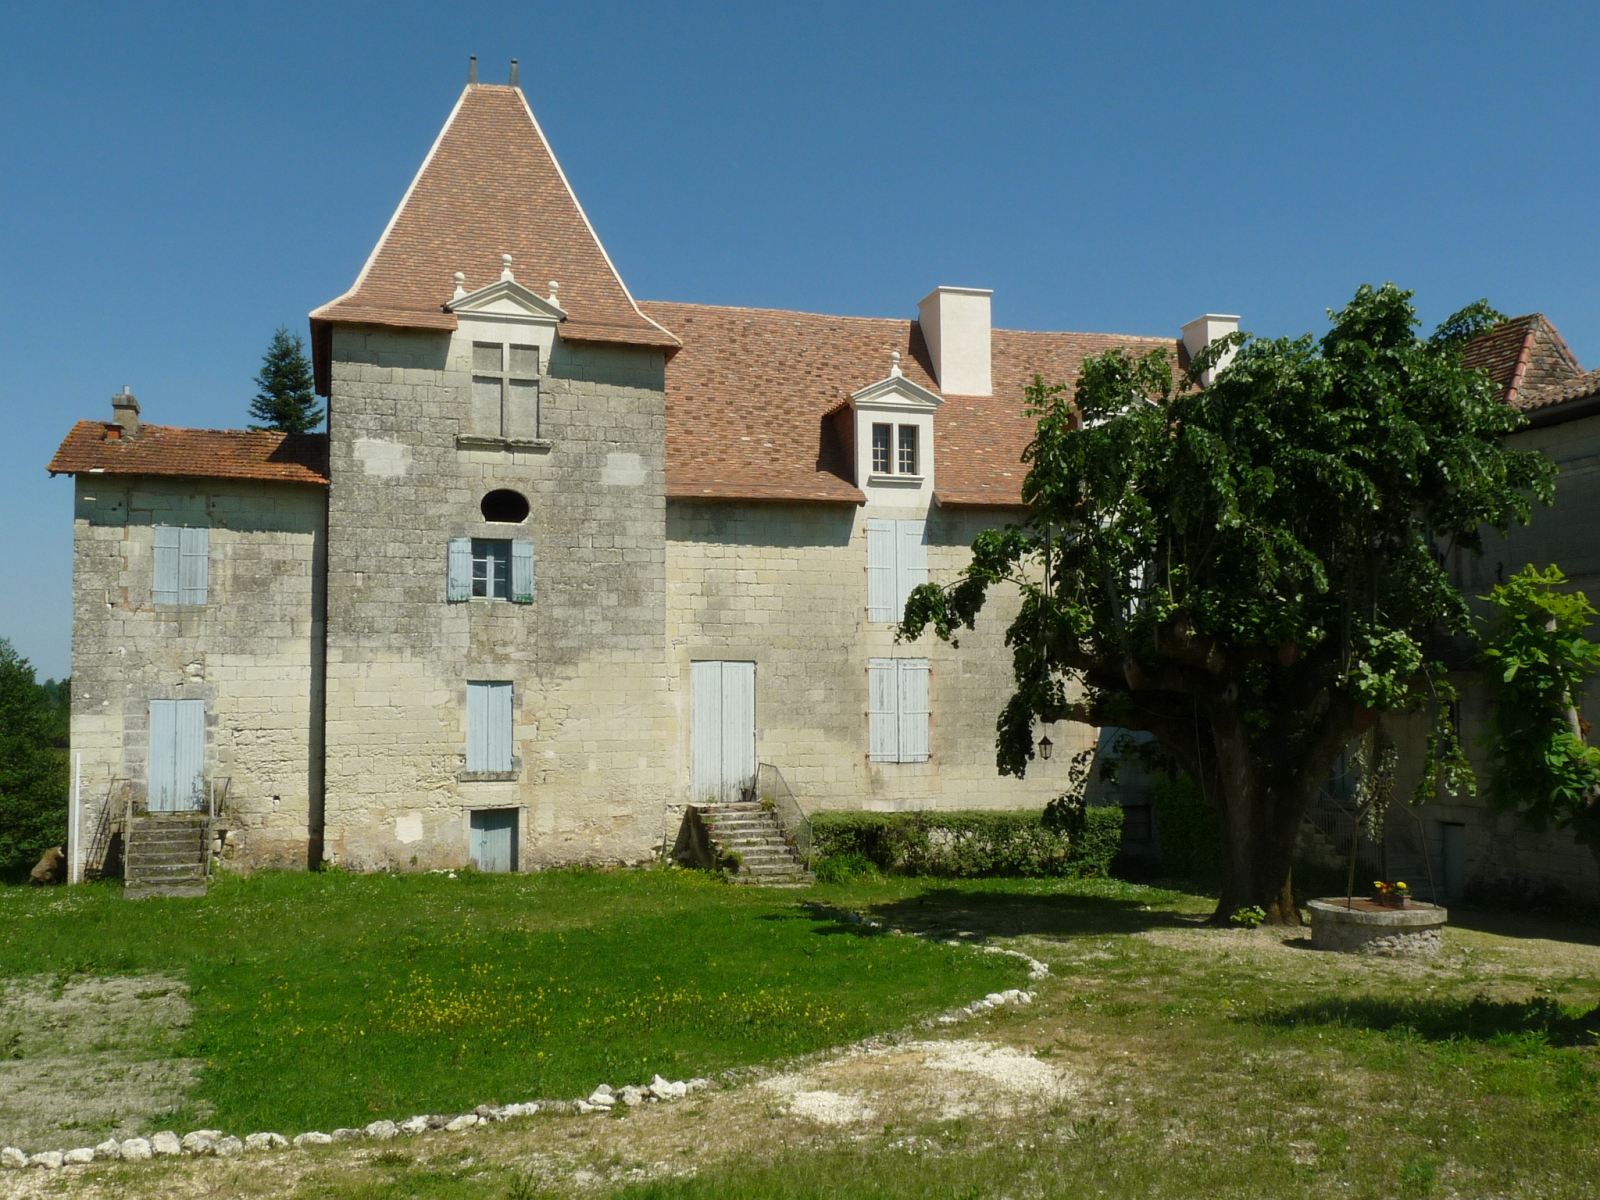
[470,809,517,872]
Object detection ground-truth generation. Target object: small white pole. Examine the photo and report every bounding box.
[69,753,82,885]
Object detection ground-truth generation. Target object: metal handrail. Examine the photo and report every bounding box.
[746,763,813,869]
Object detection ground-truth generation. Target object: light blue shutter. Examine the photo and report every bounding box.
[895,520,928,616]
[466,682,487,770]
[511,540,535,604]
[488,682,514,771]
[868,659,898,762]
[866,519,895,622]
[153,526,181,604]
[720,661,756,801]
[148,700,176,808]
[447,537,472,602]
[174,700,205,807]
[898,660,930,763]
[179,527,209,605]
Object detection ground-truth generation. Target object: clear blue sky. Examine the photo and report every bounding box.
[4,2,1598,679]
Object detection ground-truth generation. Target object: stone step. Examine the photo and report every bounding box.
[712,833,790,848]
[127,864,207,882]
[127,853,206,868]
[128,831,208,848]
[126,882,208,900]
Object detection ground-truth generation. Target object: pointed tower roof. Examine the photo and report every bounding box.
[311,82,677,388]
[1460,313,1583,409]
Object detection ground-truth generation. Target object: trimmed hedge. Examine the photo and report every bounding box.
[811,807,1123,879]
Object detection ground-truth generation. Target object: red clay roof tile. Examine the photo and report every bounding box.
[646,301,1177,508]
[311,85,677,356]
[47,422,329,486]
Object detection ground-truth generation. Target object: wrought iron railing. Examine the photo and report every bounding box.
[744,763,813,869]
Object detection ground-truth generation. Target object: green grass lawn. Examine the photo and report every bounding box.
[0,867,1025,1137]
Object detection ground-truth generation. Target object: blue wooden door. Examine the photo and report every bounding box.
[690,661,755,803]
[149,699,205,811]
[470,809,517,872]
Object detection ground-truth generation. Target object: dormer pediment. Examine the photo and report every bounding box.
[849,354,943,412]
[448,270,567,324]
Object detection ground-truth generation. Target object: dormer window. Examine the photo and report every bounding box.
[850,352,941,497]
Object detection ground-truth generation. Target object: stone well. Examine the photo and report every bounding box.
[1305,898,1448,957]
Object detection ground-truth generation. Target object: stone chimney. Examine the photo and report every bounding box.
[1181,314,1241,386]
[918,286,992,396]
[110,386,141,437]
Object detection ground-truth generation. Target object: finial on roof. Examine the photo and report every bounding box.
[452,271,466,301]
[890,350,902,379]
[467,55,478,85]
[548,281,560,307]
[509,58,520,87]
[500,253,514,282]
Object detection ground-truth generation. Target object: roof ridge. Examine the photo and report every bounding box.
[644,298,1173,341]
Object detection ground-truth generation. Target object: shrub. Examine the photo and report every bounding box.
[811,807,1123,879]
[1151,771,1221,885]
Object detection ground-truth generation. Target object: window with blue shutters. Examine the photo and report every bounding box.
[865,519,927,622]
[466,681,516,774]
[867,658,930,763]
[448,538,533,604]
[153,526,208,606]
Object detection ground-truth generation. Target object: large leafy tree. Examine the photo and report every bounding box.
[248,326,323,433]
[902,285,1554,924]
[1479,565,1600,869]
[0,639,67,878]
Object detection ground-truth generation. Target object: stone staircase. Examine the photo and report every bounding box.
[699,801,813,887]
[125,812,210,899]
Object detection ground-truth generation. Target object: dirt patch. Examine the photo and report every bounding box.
[0,974,201,1152]
[759,1037,1076,1125]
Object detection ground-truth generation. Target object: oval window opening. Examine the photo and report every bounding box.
[480,489,530,524]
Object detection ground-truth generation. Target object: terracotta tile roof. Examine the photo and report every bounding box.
[47,421,329,486]
[1518,366,1600,415]
[311,84,677,371]
[1461,314,1583,409]
[646,301,1177,507]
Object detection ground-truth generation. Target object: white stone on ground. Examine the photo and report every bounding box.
[364,1120,399,1140]
[27,1151,64,1169]
[120,1138,153,1161]
[63,1148,95,1165]
[444,1114,479,1132]
[2,1148,27,1169]
[94,1139,121,1160]
[215,1136,244,1157]
[151,1131,181,1156]
[181,1130,221,1155]
[245,1132,288,1151]
[399,1116,429,1134]
[331,1127,363,1141]
[292,1132,332,1148]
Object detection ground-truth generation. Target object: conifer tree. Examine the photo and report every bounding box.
[248,327,323,433]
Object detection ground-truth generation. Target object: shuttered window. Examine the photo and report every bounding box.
[867,658,930,763]
[154,526,208,605]
[865,519,927,622]
[448,538,533,604]
[466,681,515,773]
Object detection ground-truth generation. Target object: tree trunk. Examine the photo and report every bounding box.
[1204,709,1315,926]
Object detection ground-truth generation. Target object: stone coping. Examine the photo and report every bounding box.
[1305,898,1448,929]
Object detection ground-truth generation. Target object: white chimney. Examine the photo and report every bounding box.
[918,286,992,396]
[1181,313,1241,386]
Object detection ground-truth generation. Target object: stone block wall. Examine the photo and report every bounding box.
[322,326,675,870]
[665,500,1087,814]
[68,476,326,869]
